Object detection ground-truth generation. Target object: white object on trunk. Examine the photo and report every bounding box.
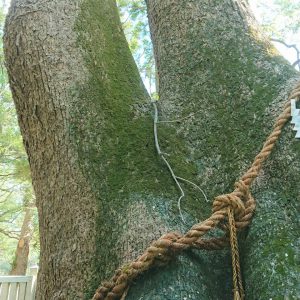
[291,99,300,139]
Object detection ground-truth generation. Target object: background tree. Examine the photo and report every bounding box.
[3,1,300,300]
[117,0,156,95]
[0,3,38,275]
[251,0,300,70]
[9,187,35,275]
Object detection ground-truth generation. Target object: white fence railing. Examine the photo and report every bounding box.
[0,276,35,300]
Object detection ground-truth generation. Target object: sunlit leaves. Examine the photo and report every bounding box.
[251,0,300,44]
[117,0,156,95]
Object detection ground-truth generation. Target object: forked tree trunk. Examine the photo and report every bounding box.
[4,0,299,299]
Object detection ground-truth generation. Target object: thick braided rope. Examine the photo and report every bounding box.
[92,82,300,300]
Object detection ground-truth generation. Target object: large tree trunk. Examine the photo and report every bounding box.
[3,0,299,300]
[145,0,300,299]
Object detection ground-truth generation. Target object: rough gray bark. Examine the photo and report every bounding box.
[4,0,168,299]
[4,1,100,298]
[3,0,300,300]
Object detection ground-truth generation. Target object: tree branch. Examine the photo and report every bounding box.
[292,59,300,68]
[271,38,300,70]
[0,173,16,177]
[0,227,20,239]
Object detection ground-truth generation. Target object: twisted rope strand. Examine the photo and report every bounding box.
[92,82,300,300]
[228,207,244,300]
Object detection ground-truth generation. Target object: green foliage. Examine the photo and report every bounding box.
[250,0,300,68]
[253,0,300,36]
[271,0,300,35]
[117,0,156,95]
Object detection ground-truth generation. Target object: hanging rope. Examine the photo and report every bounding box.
[92,81,300,300]
[228,207,244,300]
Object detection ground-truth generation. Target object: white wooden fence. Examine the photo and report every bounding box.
[0,276,35,300]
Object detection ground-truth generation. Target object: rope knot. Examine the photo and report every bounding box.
[212,193,245,217]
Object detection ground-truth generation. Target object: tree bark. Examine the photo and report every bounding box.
[3,0,300,300]
[145,0,300,299]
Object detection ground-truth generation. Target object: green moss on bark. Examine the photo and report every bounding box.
[71,0,300,298]
[146,0,300,299]
[71,1,208,298]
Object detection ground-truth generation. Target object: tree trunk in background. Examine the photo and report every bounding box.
[10,205,34,275]
[3,1,299,300]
